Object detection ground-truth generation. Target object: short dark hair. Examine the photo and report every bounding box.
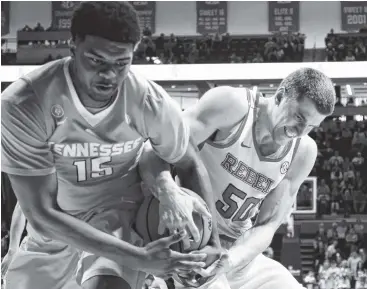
[71,1,141,45]
[280,68,336,115]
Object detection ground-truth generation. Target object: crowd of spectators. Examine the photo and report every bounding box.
[305,119,367,217]
[3,24,307,64]
[5,24,367,64]
[303,220,367,289]
[325,29,367,62]
[133,30,305,64]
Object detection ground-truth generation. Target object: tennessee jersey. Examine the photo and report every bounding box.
[199,89,301,239]
[2,57,189,213]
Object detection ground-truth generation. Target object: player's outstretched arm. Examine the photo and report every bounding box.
[1,202,26,278]
[227,137,317,269]
[200,136,317,277]
[139,86,246,246]
[7,173,207,276]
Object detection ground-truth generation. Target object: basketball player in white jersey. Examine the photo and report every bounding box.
[1,2,217,289]
[140,68,336,289]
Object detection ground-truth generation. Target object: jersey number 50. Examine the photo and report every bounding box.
[216,184,261,221]
[73,157,113,182]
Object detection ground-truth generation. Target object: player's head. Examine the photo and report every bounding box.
[268,68,336,145]
[70,1,141,101]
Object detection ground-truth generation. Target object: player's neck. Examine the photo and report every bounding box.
[255,98,275,146]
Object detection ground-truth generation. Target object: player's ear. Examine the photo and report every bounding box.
[275,87,285,105]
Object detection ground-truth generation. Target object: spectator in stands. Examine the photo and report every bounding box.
[329,151,344,167]
[142,26,152,37]
[336,252,344,267]
[345,50,356,61]
[319,260,330,276]
[327,222,338,241]
[314,240,326,271]
[326,240,339,260]
[21,25,32,32]
[319,179,331,197]
[353,183,366,214]
[187,43,199,64]
[229,52,242,63]
[336,43,346,61]
[155,33,165,57]
[276,46,285,62]
[325,42,336,62]
[352,152,364,172]
[252,52,264,63]
[343,186,353,217]
[344,165,356,184]
[318,189,331,216]
[34,22,44,32]
[346,228,359,252]
[339,275,351,289]
[355,41,366,61]
[352,128,367,150]
[330,183,341,215]
[298,183,312,208]
[304,271,317,289]
[356,271,367,289]
[267,47,279,62]
[348,251,363,288]
[354,218,365,239]
[337,220,348,255]
[331,166,344,182]
[340,260,352,279]
[264,37,276,56]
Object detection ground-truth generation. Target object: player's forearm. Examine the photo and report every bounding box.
[33,208,142,269]
[138,141,177,199]
[175,143,220,247]
[8,203,26,252]
[227,225,275,268]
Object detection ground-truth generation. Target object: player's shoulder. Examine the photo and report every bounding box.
[203,86,250,111]
[2,58,66,107]
[297,135,318,161]
[126,70,169,106]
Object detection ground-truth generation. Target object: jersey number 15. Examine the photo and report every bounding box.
[73,157,113,182]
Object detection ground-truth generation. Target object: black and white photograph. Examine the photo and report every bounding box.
[1,1,366,289]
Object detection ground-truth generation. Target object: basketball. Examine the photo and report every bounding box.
[134,187,212,253]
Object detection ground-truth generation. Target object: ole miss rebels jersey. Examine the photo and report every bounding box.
[199,88,301,239]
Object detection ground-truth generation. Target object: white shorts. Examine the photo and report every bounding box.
[175,254,303,289]
[4,203,146,289]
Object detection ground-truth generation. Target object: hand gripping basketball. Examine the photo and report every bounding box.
[139,230,207,278]
[158,187,211,243]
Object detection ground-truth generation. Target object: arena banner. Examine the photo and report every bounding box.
[268,1,300,33]
[51,1,80,31]
[196,1,227,35]
[341,1,367,31]
[130,1,156,34]
[1,1,10,36]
